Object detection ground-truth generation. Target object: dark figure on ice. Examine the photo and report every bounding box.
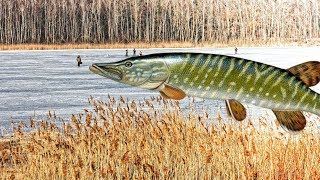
[125,49,128,56]
[133,48,136,56]
[76,55,82,67]
[235,47,238,54]
[139,51,142,56]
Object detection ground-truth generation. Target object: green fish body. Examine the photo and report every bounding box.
[90,53,320,131]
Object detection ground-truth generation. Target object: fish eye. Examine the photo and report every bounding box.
[125,61,132,68]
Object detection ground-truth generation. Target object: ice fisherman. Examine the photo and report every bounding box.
[76,55,82,67]
[133,48,136,56]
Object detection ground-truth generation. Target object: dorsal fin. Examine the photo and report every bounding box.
[160,84,186,100]
[225,99,247,121]
[272,110,306,131]
[287,61,320,87]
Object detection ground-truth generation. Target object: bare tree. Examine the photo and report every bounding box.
[1,0,320,44]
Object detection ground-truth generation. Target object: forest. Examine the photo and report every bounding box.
[0,0,320,44]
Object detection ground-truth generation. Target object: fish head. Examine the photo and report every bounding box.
[89,56,169,89]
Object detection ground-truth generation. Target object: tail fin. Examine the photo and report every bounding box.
[287,61,320,87]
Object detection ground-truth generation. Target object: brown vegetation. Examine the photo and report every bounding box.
[1,39,319,50]
[0,41,223,50]
[1,0,320,45]
[1,96,320,179]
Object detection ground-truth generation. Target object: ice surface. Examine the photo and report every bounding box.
[1,47,320,132]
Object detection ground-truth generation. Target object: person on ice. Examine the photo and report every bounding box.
[133,48,136,56]
[76,55,82,67]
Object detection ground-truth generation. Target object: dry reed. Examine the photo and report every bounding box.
[1,39,319,51]
[1,96,320,179]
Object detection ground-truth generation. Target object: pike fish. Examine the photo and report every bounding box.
[89,53,320,131]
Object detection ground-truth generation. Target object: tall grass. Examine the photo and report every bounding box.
[1,96,320,179]
[1,39,318,50]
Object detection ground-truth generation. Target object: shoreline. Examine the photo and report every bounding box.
[0,40,318,51]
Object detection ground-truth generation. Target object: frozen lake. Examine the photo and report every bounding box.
[1,46,320,133]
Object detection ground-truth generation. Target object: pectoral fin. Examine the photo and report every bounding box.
[160,84,186,100]
[272,110,306,131]
[225,99,247,121]
[287,61,320,87]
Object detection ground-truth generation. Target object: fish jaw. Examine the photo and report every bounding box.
[89,63,123,81]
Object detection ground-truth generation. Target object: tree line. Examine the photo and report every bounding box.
[1,0,320,44]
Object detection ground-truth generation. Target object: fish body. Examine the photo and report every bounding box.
[90,53,320,131]
[165,53,319,115]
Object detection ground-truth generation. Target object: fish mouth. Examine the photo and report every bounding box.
[89,64,123,81]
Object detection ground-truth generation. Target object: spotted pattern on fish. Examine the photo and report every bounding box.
[165,53,320,116]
